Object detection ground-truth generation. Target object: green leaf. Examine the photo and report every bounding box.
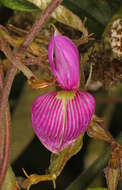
[62,0,121,37]
[0,0,39,12]
[48,134,84,177]
[1,166,16,190]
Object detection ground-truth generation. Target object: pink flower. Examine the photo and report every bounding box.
[32,32,95,153]
[48,33,80,90]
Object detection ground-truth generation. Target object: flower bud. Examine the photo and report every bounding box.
[48,32,80,90]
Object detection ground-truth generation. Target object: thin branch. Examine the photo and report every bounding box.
[0,64,17,122]
[0,64,16,188]
[0,65,16,181]
[0,62,11,188]
[0,63,3,90]
[0,107,11,188]
[17,0,63,57]
[0,64,4,162]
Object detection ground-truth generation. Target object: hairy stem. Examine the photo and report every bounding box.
[0,64,11,187]
[0,107,11,188]
[0,64,16,188]
[17,0,63,57]
[0,64,4,161]
[0,65,17,122]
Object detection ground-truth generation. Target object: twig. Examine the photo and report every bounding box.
[0,64,4,161]
[0,64,16,189]
[0,64,11,187]
[0,63,3,90]
[17,0,63,57]
[0,107,11,188]
[0,64,17,122]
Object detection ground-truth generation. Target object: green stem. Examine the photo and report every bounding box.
[65,135,122,190]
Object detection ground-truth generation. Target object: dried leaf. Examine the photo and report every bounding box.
[27,0,87,33]
[105,166,120,190]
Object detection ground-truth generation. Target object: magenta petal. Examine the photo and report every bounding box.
[32,92,64,153]
[32,91,95,153]
[48,35,80,90]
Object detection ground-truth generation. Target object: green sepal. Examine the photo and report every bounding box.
[48,134,84,177]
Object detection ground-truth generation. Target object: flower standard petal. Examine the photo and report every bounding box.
[48,35,80,90]
[32,91,95,153]
[32,92,64,153]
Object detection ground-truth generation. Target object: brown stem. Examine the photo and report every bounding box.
[0,107,11,188]
[0,65,16,181]
[17,0,63,57]
[0,64,16,188]
[0,63,3,90]
[0,65,17,123]
[0,64,4,162]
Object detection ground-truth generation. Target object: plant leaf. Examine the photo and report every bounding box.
[27,0,87,33]
[62,0,121,37]
[0,0,39,12]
